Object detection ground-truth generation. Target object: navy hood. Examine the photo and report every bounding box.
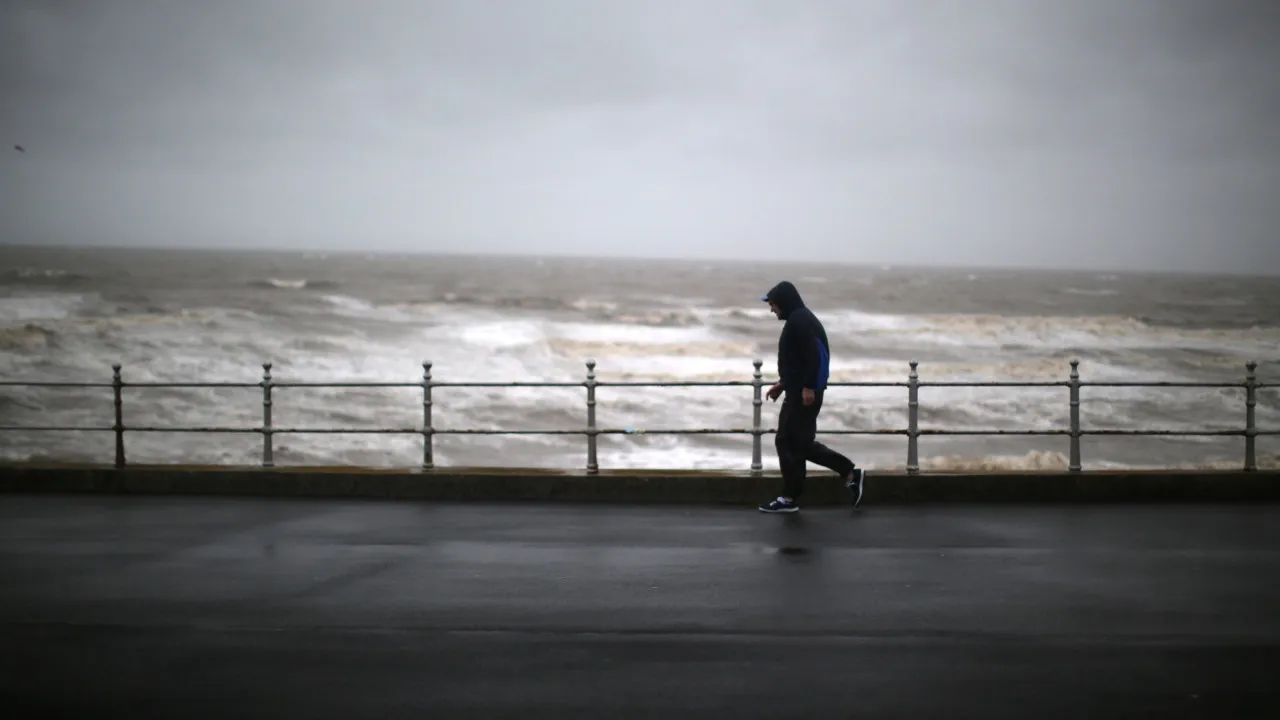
[761,281,806,319]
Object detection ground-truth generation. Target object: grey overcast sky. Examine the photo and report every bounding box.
[1,0,1278,273]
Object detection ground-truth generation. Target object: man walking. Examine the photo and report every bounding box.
[757,281,864,513]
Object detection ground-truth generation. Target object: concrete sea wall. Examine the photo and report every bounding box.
[2,464,1278,504]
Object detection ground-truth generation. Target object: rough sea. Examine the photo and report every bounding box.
[1,245,1277,471]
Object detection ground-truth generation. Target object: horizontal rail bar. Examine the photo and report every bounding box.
[594,381,912,388]
[1081,430,1246,436]
[0,426,114,432]
[117,427,593,435]
[815,382,912,388]
[810,430,906,435]
[116,427,569,435]
[917,429,1071,436]
[424,382,586,388]
[123,427,264,434]
[599,428,753,435]
[0,380,1266,390]
[601,429,899,436]
[1078,382,1246,388]
[271,382,436,388]
[917,382,1069,388]
[123,382,262,389]
[593,381,758,387]
[287,428,758,436]
[0,380,922,389]
[10,426,1269,437]
[599,429,912,436]
[0,382,113,388]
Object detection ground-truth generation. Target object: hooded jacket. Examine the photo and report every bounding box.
[762,281,830,396]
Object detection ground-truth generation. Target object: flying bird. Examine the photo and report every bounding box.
[13,145,24,153]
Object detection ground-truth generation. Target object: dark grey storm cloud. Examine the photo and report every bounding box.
[2,0,1278,273]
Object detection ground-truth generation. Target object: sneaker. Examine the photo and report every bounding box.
[845,468,865,508]
[758,496,798,513]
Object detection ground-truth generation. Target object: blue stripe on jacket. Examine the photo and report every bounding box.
[816,338,830,390]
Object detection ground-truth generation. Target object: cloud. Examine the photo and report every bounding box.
[1,0,1278,273]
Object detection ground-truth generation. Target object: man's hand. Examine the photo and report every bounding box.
[767,382,783,402]
[802,388,815,406]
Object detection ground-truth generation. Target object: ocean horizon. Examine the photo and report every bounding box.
[6,242,1280,279]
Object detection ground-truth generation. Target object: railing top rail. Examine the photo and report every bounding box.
[122,382,263,388]
[594,381,757,387]
[427,382,586,388]
[1078,381,1246,388]
[0,356,1269,390]
[4,379,1264,390]
[917,381,1068,388]
[4,424,1273,435]
[273,381,434,388]
[0,425,115,432]
[0,382,114,388]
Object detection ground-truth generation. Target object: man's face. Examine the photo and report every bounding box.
[768,301,782,320]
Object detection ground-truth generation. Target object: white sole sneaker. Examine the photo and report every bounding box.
[758,498,799,513]
[846,469,864,508]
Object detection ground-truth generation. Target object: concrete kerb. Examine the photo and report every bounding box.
[1,464,1278,504]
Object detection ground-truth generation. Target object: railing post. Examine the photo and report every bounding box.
[906,360,919,475]
[112,363,125,469]
[751,358,764,475]
[422,361,434,470]
[1069,359,1081,472]
[586,359,598,475]
[1245,361,1257,472]
[261,362,273,468]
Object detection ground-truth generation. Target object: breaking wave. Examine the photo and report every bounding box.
[0,293,88,324]
[0,324,59,351]
[248,278,342,291]
[1062,287,1120,297]
[547,338,756,360]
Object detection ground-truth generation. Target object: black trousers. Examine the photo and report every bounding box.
[775,389,855,500]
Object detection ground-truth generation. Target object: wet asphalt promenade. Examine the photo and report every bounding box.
[1,495,1279,718]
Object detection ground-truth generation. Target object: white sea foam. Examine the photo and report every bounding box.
[549,320,712,345]
[458,320,546,349]
[0,293,86,324]
[824,309,915,334]
[1062,287,1120,297]
[569,297,620,314]
[323,294,378,315]
[594,355,757,380]
[597,441,755,471]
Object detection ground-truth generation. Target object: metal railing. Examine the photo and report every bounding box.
[0,359,1273,474]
